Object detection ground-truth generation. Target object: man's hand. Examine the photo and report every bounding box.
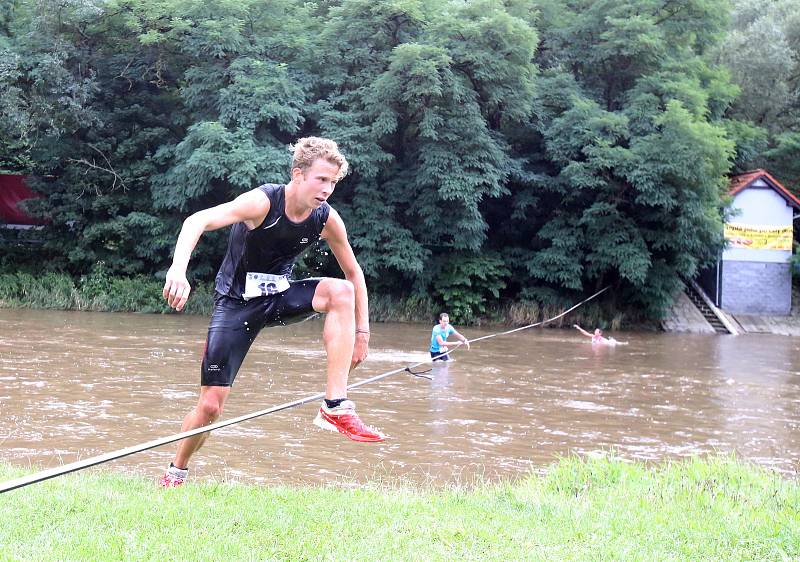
[163,265,191,311]
[463,338,470,350]
[351,331,369,369]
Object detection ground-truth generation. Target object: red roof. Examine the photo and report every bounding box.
[729,169,800,209]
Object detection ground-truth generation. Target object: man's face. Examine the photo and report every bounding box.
[439,315,449,328]
[294,159,340,209]
[594,328,602,336]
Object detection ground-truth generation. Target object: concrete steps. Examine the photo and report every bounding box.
[684,283,729,333]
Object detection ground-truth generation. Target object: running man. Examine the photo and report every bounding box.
[159,137,383,488]
[430,312,469,361]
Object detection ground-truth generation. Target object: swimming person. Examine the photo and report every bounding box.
[430,313,469,361]
[573,324,627,345]
[159,137,384,488]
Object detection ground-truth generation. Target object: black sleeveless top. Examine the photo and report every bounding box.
[214,184,331,299]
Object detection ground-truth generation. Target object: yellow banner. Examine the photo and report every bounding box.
[724,223,793,251]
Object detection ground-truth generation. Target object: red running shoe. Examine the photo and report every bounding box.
[314,400,385,442]
[158,465,188,488]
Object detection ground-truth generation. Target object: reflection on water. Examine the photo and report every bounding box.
[0,308,799,488]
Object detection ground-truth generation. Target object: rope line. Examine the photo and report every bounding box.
[0,286,608,494]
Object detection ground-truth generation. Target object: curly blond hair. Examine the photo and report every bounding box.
[290,137,349,181]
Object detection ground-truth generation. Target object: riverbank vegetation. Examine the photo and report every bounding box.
[1,0,799,324]
[0,456,796,560]
[0,267,620,328]
[0,266,216,315]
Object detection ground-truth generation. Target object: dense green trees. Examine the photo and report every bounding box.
[716,0,800,185]
[1,0,795,322]
[492,0,736,317]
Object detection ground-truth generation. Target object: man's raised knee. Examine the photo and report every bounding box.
[328,279,355,309]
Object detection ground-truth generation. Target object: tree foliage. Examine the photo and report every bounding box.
[1,0,790,322]
[716,0,800,184]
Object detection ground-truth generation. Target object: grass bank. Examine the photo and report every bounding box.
[0,456,797,560]
[0,269,623,328]
[0,269,216,315]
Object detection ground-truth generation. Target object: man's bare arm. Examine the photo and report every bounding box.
[322,208,369,367]
[164,189,270,311]
[573,324,592,338]
[451,328,470,349]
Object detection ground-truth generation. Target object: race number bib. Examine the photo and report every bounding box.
[242,272,290,300]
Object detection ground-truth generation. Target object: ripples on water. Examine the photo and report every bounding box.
[0,308,798,487]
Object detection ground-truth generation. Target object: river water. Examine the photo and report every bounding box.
[0,308,798,487]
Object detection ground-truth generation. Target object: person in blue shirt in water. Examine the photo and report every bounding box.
[430,312,469,361]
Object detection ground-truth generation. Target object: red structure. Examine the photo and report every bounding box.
[0,175,44,225]
[729,168,800,206]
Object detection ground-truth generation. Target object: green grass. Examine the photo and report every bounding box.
[0,270,623,327]
[0,270,216,315]
[0,456,797,560]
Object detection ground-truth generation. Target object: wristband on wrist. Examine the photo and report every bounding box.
[355,328,370,334]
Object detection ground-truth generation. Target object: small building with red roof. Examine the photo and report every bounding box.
[701,169,799,315]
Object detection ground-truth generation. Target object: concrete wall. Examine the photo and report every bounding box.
[720,260,792,315]
[662,290,716,333]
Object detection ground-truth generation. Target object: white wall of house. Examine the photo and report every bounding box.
[723,181,794,264]
[719,178,796,315]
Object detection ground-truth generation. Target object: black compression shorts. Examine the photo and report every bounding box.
[201,278,322,386]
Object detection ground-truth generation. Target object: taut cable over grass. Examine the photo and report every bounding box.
[0,287,609,494]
